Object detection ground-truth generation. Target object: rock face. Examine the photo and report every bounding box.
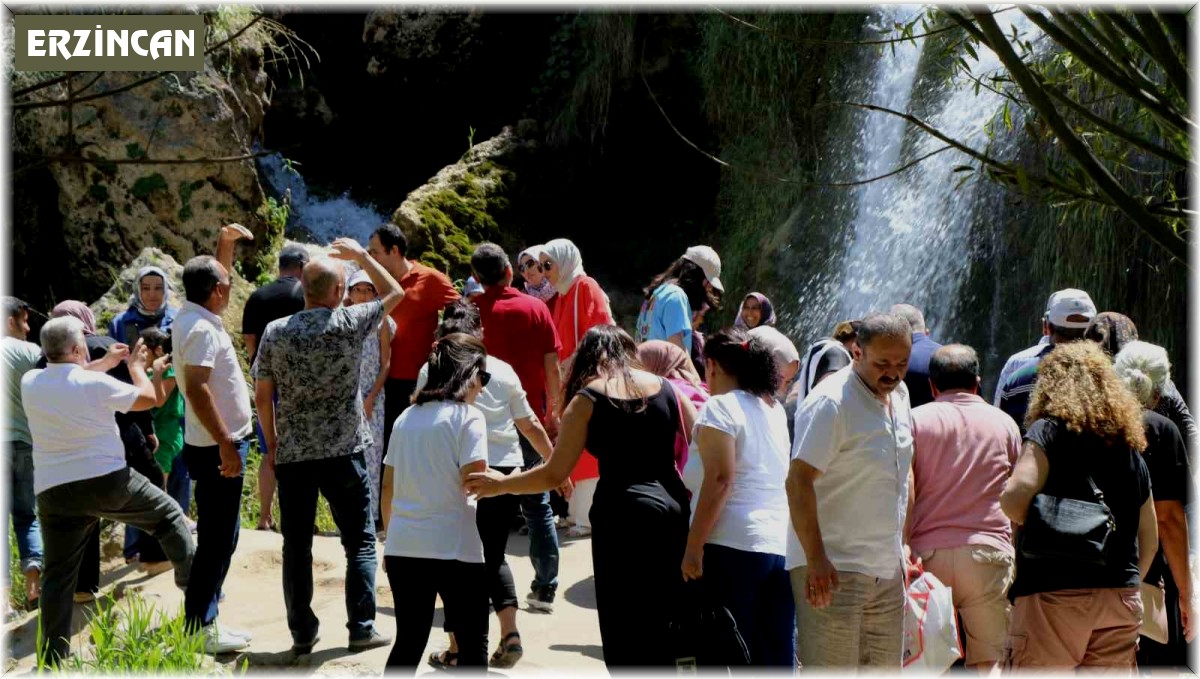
[12,36,275,315]
[390,124,537,279]
[362,10,484,77]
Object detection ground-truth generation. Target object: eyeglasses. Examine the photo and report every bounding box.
[539,261,555,273]
[519,260,538,272]
[479,370,492,388]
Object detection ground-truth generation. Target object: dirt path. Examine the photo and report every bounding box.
[5,526,607,675]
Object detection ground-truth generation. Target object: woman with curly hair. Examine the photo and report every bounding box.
[1000,341,1159,670]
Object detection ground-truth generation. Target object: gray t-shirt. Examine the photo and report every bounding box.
[4,337,43,444]
[252,300,384,465]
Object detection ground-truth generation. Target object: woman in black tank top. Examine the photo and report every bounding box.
[466,325,696,668]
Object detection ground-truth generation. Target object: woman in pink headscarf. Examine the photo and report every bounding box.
[637,340,709,475]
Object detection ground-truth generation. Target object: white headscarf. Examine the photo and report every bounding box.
[542,238,586,297]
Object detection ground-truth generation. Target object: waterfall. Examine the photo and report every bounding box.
[256,152,389,245]
[832,7,1032,337]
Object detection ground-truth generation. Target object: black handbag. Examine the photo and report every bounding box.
[1020,474,1116,565]
[668,582,751,673]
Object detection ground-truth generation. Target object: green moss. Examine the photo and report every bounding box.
[131,173,168,200]
[104,201,116,219]
[88,183,109,202]
[125,143,145,159]
[177,180,204,222]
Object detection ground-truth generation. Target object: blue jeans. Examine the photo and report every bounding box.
[182,438,249,629]
[519,435,559,591]
[703,543,795,667]
[4,440,42,576]
[275,452,378,644]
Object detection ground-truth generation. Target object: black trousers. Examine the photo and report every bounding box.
[382,379,418,453]
[384,556,488,673]
[445,468,519,635]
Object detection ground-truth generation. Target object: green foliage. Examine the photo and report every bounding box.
[124,143,146,160]
[251,197,289,285]
[39,593,214,674]
[409,166,512,279]
[130,174,168,200]
[467,126,477,153]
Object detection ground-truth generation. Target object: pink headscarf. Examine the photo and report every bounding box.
[637,340,702,388]
[52,300,97,336]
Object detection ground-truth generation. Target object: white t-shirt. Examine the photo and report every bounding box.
[786,366,914,579]
[685,390,790,556]
[173,301,253,447]
[383,401,488,562]
[416,356,534,468]
[21,363,140,494]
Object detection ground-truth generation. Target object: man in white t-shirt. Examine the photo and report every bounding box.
[173,223,256,654]
[786,312,915,669]
[22,317,194,666]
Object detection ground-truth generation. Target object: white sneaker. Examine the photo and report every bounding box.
[567,525,591,537]
[224,626,253,642]
[199,624,250,654]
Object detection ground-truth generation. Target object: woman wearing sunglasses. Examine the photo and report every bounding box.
[413,301,557,670]
[379,331,491,672]
[516,245,557,314]
[538,239,614,536]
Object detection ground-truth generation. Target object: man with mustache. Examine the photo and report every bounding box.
[785,313,916,670]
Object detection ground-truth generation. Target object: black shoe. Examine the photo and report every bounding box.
[525,586,555,612]
[292,634,320,655]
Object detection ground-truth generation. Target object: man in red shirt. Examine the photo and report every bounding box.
[367,224,459,454]
[470,242,566,612]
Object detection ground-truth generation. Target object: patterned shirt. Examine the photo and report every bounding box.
[252,300,384,465]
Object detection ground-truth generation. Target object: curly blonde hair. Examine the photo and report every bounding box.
[1026,341,1147,451]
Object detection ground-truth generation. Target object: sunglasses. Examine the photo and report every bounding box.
[519,260,538,272]
[539,260,555,273]
[479,370,492,388]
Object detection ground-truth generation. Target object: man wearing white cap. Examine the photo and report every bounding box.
[997,288,1097,432]
[993,288,1085,407]
[635,246,723,369]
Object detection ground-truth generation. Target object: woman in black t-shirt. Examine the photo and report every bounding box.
[1000,341,1157,670]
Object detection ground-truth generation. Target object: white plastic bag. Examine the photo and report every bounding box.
[902,568,963,673]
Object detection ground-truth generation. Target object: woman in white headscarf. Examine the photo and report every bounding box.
[107,266,178,343]
[517,245,557,311]
[539,239,613,363]
[538,238,613,537]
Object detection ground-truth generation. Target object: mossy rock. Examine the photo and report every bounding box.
[391,125,533,280]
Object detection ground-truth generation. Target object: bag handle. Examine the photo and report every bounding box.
[1084,474,1118,532]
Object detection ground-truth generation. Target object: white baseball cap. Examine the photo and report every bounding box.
[681,245,723,292]
[1045,288,1097,328]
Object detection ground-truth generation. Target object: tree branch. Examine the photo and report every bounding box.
[974,9,1189,264]
[710,6,1017,48]
[12,146,290,167]
[1020,7,1192,133]
[1045,83,1192,168]
[640,69,955,187]
[1132,11,1190,99]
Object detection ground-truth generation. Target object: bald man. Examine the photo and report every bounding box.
[251,238,403,654]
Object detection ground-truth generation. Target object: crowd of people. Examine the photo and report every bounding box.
[3,221,1196,673]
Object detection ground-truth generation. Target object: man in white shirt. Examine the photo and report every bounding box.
[23,317,194,666]
[174,223,256,654]
[786,312,915,669]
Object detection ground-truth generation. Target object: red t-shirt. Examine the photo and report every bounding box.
[475,286,561,417]
[387,261,460,380]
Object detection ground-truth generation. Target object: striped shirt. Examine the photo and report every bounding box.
[997,343,1054,433]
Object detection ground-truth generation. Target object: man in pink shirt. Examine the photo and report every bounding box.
[909,344,1021,673]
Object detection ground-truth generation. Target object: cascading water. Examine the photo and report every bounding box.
[831,7,1032,336]
[256,152,389,244]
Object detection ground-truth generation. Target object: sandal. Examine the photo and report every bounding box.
[428,650,458,670]
[489,632,523,669]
